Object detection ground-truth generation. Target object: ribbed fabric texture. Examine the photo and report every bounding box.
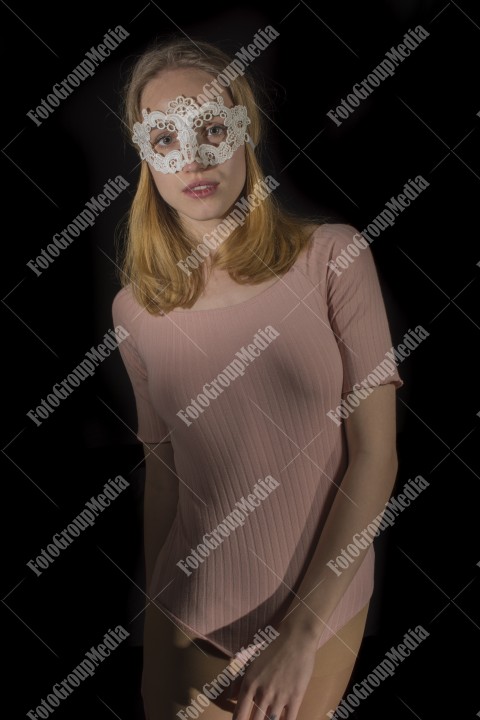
[112,223,403,659]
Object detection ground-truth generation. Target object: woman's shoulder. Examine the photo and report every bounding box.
[292,221,379,303]
[307,222,363,256]
[296,222,364,278]
[112,284,143,328]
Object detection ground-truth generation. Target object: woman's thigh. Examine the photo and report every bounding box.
[142,602,369,720]
[142,601,237,719]
[295,603,369,720]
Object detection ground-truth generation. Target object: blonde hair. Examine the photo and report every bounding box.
[119,37,318,314]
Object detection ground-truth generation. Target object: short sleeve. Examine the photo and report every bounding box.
[112,288,171,444]
[323,225,403,394]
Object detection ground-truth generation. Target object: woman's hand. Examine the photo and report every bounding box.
[232,624,318,720]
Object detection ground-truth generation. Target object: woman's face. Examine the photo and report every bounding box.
[139,67,248,240]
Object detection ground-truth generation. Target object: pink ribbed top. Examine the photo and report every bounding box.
[112,223,402,661]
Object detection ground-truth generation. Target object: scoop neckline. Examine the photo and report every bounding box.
[170,256,300,315]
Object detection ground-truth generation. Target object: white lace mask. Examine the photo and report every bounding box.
[132,95,252,173]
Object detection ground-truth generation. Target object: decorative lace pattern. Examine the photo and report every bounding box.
[132,95,251,173]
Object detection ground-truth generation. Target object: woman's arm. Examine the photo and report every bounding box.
[278,382,398,641]
[143,441,179,590]
[232,383,399,720]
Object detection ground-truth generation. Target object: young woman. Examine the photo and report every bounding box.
[112,37,402,720]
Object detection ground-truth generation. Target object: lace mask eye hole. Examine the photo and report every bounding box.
[151,128,179,155]
[194,114,228,146]
[204,124,228,145]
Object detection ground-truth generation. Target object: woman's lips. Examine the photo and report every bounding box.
[182,182,219,198]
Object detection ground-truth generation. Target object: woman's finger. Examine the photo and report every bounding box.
[232,683,256,720]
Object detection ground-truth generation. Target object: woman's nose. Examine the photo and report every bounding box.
[182,159,207,172]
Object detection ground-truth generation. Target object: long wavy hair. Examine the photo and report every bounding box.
[119,37,317,314]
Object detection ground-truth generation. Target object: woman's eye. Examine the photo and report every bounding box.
[153,133,176,149]
[206,125,227,140]
[152,132,178,153]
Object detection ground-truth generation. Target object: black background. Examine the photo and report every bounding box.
[2,1,479,718]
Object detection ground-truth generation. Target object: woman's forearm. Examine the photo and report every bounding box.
[279,449,398,641]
